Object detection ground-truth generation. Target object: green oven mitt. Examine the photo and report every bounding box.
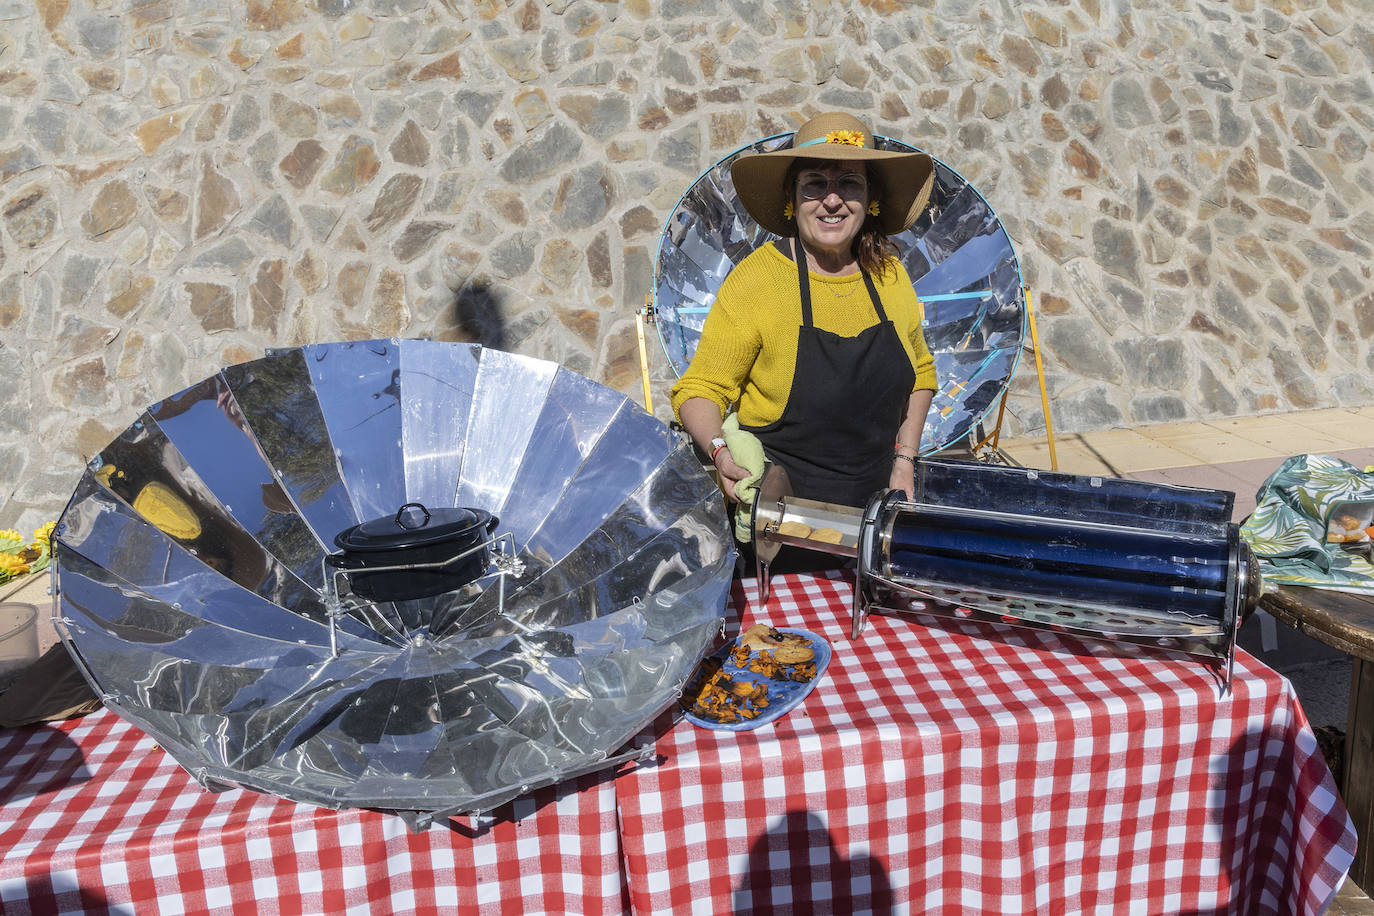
[722,413,765,543]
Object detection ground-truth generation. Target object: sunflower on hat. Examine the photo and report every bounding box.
[824,129,866,148]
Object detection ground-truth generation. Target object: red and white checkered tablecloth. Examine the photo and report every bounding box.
[0,573,1355,915]
[0,707,627,915]
[618,573,1356,915]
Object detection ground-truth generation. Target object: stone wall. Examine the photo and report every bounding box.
[0,0,1371,529]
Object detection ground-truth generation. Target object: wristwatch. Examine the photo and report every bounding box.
[708,436,728,465]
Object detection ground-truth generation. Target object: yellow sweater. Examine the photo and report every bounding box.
[670,244,938,427]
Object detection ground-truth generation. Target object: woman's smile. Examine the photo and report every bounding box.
[807,210,857,238]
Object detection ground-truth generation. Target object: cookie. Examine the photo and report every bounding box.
[740,624,778,648]
[741,625,816,663]
[772,644,815,664]
[810,527,844,545]
[776,520,812,538]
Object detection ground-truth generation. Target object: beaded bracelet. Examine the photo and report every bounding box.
[893,453,916,466]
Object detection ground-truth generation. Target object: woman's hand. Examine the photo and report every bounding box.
[678,397,753,503]
[889,456,915,500]
[714,447,751,503]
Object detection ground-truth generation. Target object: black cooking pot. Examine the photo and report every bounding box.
[328,503,499,601]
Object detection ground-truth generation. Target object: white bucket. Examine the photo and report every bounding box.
[0,602,39,676]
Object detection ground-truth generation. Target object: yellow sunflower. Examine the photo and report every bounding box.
[825,129,865,148]
[0,552,29,580]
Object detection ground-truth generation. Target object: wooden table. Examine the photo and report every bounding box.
[1261,584,1374,887]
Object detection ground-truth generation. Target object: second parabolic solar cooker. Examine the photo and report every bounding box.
[655,132,1025,455]
[655,131,1260,683]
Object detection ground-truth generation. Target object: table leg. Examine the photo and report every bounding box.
[1345,657,1374,890]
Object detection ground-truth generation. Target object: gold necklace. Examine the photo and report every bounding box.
[825,277,862,298]
[796,239,862,297]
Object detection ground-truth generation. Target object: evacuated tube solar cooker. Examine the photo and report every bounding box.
[751,458,1261,685]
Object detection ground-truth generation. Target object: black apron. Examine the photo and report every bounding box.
[740,239,917,508]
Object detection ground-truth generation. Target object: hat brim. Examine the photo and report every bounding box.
[731,144,935,238]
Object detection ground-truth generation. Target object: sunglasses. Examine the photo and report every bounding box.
[797,172,868,201]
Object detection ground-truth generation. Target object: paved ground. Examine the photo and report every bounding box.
[999,406,1374,907]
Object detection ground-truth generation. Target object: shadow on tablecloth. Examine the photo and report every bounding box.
[732,809,893,914]
[12,877,130,916]
[0,724,89,807]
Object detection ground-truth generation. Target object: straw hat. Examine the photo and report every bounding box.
[730,112,934,238]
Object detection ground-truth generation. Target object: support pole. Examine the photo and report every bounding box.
[635,297,655,414]
[1023,287,1058,471]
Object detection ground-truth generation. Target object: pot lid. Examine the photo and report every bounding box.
[334,503,494,552]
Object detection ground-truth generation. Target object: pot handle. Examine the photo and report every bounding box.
[486,514,500,536]
[325,552,365,570]
[395,502,431,529]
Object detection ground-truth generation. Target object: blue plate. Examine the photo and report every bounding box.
[681,626,831,731]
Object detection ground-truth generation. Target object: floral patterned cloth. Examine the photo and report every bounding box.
[1241,453,1374,594]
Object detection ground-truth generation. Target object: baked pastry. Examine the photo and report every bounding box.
[741,624,815,663]
[772,644,815,664]
[810,527,844,545]
[776,520,812,538]
[1333,513,1363,531]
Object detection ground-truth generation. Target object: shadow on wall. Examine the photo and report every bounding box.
[449,281,506,350]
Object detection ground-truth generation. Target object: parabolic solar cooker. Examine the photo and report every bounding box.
[656,132,1261,684]
[52,340,735,828]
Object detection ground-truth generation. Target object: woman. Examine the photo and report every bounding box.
[671,112,938,512]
